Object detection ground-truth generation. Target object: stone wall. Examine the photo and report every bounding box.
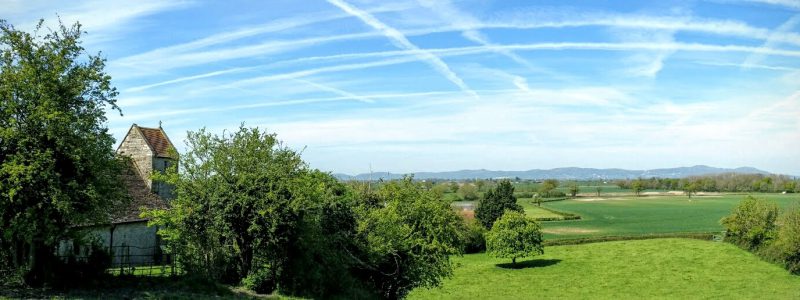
[117,126,154,190]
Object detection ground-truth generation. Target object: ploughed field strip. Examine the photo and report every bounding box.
[408,239,800,299]
[538,193,800,240]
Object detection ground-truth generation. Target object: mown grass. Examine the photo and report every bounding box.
[519,201,563,219]
[408,238,800,299]
[539,193,800,239]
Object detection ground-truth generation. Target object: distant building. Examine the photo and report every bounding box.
[60,124,178,266]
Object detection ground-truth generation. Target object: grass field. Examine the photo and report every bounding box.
[519,200,564,219]
[536,193,800,239]
[408,238,800,299]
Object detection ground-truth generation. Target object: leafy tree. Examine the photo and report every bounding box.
[631,179,645,196]
[485,210,544,265]
[356,177,463,299]
[475,180,486,192]
[457,183,479,201]
[475,180,522,229]
[538,179,559,196]
[720,196,779,251]
[568,182,579,197]
[769,205,800,274]
[683,182,698,199]
[0,20,125,285]
[448,181,459,193]
[595,186,602,197]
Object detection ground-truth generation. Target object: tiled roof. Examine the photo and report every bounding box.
[137,126,175,158]
[109,161,169,224]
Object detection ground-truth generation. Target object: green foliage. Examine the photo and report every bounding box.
[631,179,645,196]
[768,206,800,273]
[458,218,486,254]
[145,126,362,297]
[356,177,463,299]
[0,20,125,285]
[720,196,779,251]
[457,183,479,201]
[485,211,544,264]
[568,183,579,197]
[475,180,521,229]
[538,179,559,195]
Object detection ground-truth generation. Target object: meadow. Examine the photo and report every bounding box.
[534,193,800,239]
[408,238,800,299]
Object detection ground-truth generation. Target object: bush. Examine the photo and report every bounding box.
[515,192,534,198]
[768,206,800,274]
[540,190,566,198]
[459,218,486,254]
[720,196,779,251]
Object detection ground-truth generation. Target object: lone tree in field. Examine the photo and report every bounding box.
[568,182,579,197]
[538,179,559,197]
[486,210,544,266]
[683,181,698,199]
[631,179,645,196]
[0,20,125,285]
[475,180,522,229]
[595,186,602,197]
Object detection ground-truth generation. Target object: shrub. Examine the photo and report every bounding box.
[720,196,779,251]
[486,211,544,265]
[769,206,800,274]
[540,190,566,198]
[459,218,486,254]
[515,192,534,198]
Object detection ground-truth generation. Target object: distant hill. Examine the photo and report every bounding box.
[332,165,772,181]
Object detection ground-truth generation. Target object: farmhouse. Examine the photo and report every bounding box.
[62,124,178,266]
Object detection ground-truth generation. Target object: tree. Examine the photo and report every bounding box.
[769,206,800,273]
[457,183,479,201]
[538,179,559,197]
[357,177,463,299]
[720,196,779,250]
[595,186,602,197]
[0,20,126,285]
[683,182,698,199]
[568,182,579,197]
[475,180,522,229]
[631,179,645,196]
[485,210,544,266]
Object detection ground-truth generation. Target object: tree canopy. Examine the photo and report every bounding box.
[485,210,544,265]
[0,20,125,285]
[475,180,521,229]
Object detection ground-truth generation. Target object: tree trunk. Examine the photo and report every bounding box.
[512,257,516,265]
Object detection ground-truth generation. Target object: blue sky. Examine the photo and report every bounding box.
[4,0,800,175]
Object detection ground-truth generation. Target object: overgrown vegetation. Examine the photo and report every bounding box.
[0,20,126,286]
[145,126,464,299]
[721,197,800,274]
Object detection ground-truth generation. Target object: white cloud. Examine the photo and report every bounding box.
[326,0,477,98]
[742,14,800,68]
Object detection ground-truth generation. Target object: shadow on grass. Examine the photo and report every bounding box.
[496,259,561,269]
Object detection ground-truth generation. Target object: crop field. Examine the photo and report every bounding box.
[408,238,800,299]
[536,193,800,239]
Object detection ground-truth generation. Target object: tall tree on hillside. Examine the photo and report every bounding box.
[0,20,126,285]
[475,180,522,229]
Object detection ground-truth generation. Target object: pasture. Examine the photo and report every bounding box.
[534,193,800,239]
[408,238,800,299]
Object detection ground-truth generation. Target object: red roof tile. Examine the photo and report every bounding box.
[137,126,175,158]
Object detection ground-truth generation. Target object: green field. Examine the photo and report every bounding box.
[408,238,800,299]
[536,193,800,239]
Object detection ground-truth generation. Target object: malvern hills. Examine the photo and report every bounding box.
[333,165,773,181]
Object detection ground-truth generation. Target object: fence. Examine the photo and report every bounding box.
[107,245,182,277]
[57,243,182,277]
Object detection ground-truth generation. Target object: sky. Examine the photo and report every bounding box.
[3,0,800,175]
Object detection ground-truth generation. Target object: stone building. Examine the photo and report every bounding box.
[62,124,178,266]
